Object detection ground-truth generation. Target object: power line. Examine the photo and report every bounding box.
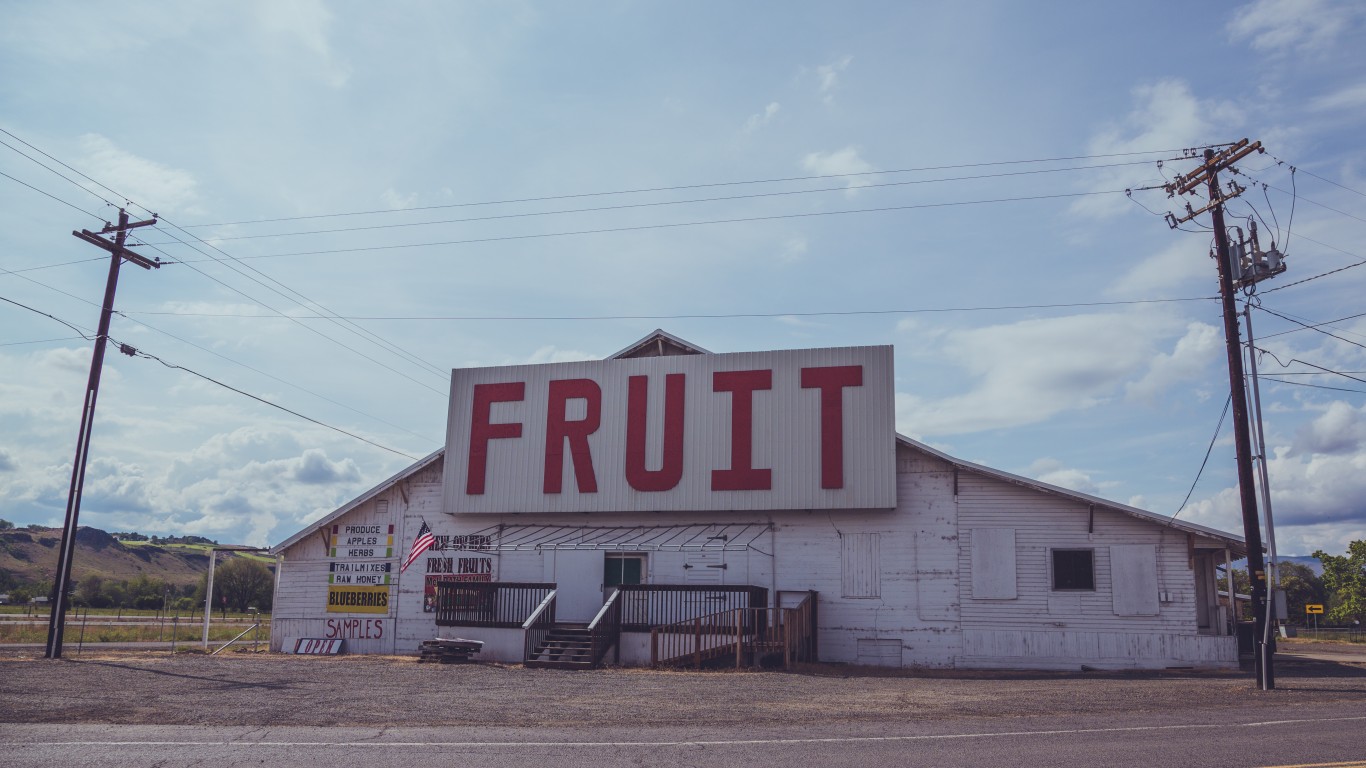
[181,148,1203,229]
[0,129,452,389]
[1,277,441,444]
[1267,154,1366,199]
[1258,376,1365,395]
[0,170,105,220]
[0,257,107,274]
[1171,393,1233,523]
[115,296,1218,322]
[142,160,1159,245]
[167,189,1128,263]
[1254,305,1366,352]
[1250,307,1366,341]
[0,294,96,340]
[0,336,86,347]
[116,341,421,460]
[138,227,451,385]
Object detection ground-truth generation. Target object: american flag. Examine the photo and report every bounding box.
[400,520,435,573]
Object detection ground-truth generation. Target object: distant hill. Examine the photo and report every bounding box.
[1231,554,1325,576]
[0,525,237,593]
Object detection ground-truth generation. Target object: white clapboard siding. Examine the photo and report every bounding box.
[955,471,1197,634]
[273,438,1234,668]
[970,528,1017,599]
[271,486,401,654]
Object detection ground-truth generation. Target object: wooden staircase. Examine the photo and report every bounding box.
[524,624,597,669]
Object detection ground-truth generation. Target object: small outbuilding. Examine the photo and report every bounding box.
[270,330,1246,670]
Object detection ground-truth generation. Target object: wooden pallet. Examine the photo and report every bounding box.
[418,638,484,664]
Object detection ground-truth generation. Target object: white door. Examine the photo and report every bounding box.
[554,549,605,622]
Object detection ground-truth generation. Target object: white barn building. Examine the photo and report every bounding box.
[270,330,1246,670]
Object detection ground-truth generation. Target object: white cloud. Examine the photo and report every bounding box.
[77,134,200,216]
[1071,80,1243,219]
[1028,458,1106,495]
[253,0,350,87]
[815,55,852,104]
[1292,401,1366,456]
[0,449,13,472]
[801,147,875,194]
[1107,239,1218,297]
[896,311,1190,436]
[743,102,781,133]
[1311,82,1366,112]
[1126,322,1221,404]
[780,235,808,263]
[381,188,419,210]
[1227,0,1360,54]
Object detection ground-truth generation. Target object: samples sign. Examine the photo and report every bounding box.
[443,345,896,514]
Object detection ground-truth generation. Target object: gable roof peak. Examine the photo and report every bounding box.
[609,329,711,359]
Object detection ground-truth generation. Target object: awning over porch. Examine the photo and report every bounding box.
[458,522,772,552]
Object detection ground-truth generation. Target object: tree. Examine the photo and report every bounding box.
[1277,562,1326,624]
[0,518,14,530]
[213,557,273,613]
[1315,541,1366,625]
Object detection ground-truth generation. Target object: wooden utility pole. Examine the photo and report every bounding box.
[45,208,160,659]
[1165,140,1276,689]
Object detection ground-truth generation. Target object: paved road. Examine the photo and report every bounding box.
[3,707,1363,768]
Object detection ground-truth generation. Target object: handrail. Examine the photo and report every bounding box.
[649,591,818,669]
[521,589,558,630]
[587,588,620,630]
[588,588,623,666]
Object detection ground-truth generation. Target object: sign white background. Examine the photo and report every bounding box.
[442,345,895,514]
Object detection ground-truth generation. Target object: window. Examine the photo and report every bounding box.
[1051,549,1094,591]
[604,554,645,587]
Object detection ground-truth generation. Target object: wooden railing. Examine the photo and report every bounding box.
[617,584,768,631]
[649,590,817,669]
[435,582,555,628]
[521,590,558,662]
[587,589,623,666]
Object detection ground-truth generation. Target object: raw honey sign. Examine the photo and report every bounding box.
[326,585,390,614]
[330,523,394,559]
[329,561,392,585]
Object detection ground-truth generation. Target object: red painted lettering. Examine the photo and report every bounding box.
[801,365,863,489]
[711,369,773,491]
[625,373,686,492]
[544,378,601,493]
[467,382,525,494]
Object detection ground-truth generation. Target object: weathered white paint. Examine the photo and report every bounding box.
[1111,544,1160,616]
[272,335,1243,671]
[970,528,1017,599]
[442,345,896,514]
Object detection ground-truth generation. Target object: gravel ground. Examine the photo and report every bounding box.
[1,641,1362,728]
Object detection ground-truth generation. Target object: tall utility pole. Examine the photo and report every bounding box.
[1165,140,1275,689]
[45,208,160,659]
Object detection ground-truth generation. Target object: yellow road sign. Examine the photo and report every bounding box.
[1305,603,1325,614]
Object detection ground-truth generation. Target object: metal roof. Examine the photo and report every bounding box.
[455,522,772,552]
[895,433,1248,554]
[270,448,443,555]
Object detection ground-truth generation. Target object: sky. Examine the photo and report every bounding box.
[1,0,1364,558]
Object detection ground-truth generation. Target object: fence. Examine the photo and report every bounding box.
[435,582,555,628]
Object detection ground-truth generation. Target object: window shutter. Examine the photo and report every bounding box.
[1110,544,1159,616]
[841,533,881,598]
[971,528,1017,599]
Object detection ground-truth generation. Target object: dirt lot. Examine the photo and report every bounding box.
[1,641,1363,728]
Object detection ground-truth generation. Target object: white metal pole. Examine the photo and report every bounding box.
[202,549,217,649]
[1244,308,1280,588]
